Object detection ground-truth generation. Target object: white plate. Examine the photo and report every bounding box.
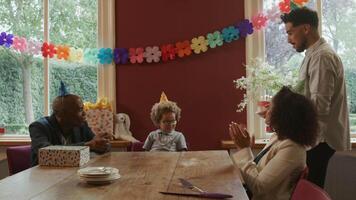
[79,173,121,182]
[78,167,119,176]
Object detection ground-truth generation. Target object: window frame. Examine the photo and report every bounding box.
[245,0,325,139]
[0,0,116,141]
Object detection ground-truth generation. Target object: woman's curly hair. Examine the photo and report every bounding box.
[150,101,181,126]
[269,86,318,146]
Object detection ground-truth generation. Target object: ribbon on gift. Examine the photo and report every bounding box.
[84,97,112,111]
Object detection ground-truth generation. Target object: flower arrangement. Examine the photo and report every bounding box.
[234,58,298,112]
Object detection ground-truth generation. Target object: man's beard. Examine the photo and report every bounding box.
[296,39,307,52]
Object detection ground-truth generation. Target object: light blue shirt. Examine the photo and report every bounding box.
[143,129,187,151]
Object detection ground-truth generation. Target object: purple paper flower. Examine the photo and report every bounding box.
[113,48,129,64]
[236,19,254,38]
[0,32,14,48]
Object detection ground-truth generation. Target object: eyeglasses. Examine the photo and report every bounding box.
[161,120,177,125]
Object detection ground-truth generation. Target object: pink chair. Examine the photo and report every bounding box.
[6,145,31,175]
[291,179,332,200]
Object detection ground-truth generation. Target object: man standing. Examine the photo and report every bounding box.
[281,7,350,188]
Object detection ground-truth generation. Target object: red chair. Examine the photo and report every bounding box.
[129,141,145,151]
[6,145,31,175]
[291,179,332,200]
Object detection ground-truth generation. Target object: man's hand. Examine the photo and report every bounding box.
[85,135,110,152]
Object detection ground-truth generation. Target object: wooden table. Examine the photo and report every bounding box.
[0,151,248,200]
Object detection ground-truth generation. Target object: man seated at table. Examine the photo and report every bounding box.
[29,82,110,166]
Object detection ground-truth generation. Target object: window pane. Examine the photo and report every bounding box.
[49,0,97,107]
[0,0,44,135]
[322,0,356,136]
[263,0,315,138]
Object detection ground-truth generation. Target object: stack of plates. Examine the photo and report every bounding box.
[78,167,120,184]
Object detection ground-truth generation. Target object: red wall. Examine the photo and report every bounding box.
[115,0,246,150]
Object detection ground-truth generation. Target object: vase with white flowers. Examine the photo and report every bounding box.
[234,58,298,112]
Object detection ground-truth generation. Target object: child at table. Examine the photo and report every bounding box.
[143,92,187,152]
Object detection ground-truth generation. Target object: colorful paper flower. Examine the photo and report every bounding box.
[266,6,281,22]
[12,36,27,52]
[97,48,113,64]
[160,44,176,62]
[84,48,99,64]
[293,0,309,6]
[207,31,224,48]
[143,46,161,63]
[252,13,268,30]
[0,32,14,48]
[41,42,56,58]
[68,47,84,63]
[279,0,291,14]
[26,40,42,55]
[129,47,144,64]
[236,19,254,38]
[113,48,129,64]
[175,40,192,58]
[222,26,239,43]
[56,45,70,60]
[191,36,208,54]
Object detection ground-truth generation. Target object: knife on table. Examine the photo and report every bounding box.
[160,191,233,199]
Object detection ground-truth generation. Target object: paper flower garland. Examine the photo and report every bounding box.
[176,40,192,58]
[0,32,14,48]
[0,0,311,65]
[56,45,70,60]
[161,44,176,62]
[84,48,99,64]
[279,0,291,14]
[143,46,161,63]
[252,13,268,30]
[222,26,239,43]
[12,36,27,52]
[129,47,144,64]
[207,31,224,48]
[26,40,42,55]
[113,48,129,64]
[293,0,309,6]
[41,42,56,58]
[67,47,83,63]
[191,36,208,54]
[98,48,113,64]
[236,19,254,37]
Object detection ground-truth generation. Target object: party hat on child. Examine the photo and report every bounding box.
[159,92,169,103]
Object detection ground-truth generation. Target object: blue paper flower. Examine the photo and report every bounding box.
[98,48,113,64]
[222,26,239,43]
[83,48,99,64]
[236,19,254,38]
[0,32,14,48]
[113,48,129,64]
[59,80,70,97]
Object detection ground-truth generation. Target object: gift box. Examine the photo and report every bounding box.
[84,98,114,139]
[38,145,90,167]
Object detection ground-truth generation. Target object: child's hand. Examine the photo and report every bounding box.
[229,122,254,150]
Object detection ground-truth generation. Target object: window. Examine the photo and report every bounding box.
[322,0,356,138]
[248,0,356,139]
[0,0,98,136]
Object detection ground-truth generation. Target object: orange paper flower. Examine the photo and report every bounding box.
[175,40,192,58]
[56,45,70,60]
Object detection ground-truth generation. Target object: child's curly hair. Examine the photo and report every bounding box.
[150,101,181,126]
